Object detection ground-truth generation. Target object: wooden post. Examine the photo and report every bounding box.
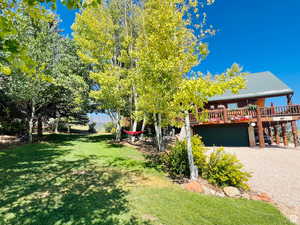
[286,95,298,148]
[248,125,256,147]
[267,126,273,143]
[274,125,280,144]
[223,108,228,123]
[287,94,292,105]
[281,123,288,147]
[291,120,299,147]
[256,108,265,148]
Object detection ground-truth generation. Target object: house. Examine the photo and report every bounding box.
[190,71,300,148]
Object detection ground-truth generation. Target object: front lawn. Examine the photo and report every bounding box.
[0,134,294,225]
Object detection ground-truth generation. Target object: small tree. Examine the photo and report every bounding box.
[171,65,246,180]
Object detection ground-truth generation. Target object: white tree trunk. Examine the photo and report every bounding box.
[184,110,198,180]
[153,113,164,151]
[131,85,138,143]
[28,102,35,143]
[131,119,138,143]
[67,123,70,133]
[115,111,122,142]
[140,115,146,140]
[54,111,60,134]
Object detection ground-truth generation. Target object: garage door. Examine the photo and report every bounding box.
[193,124,249,147]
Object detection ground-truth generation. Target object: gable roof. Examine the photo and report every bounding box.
[209,71,294,103]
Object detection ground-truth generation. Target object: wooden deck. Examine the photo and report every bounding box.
[190,105,300,125]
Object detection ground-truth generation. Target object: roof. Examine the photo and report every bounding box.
[208,71,294,102]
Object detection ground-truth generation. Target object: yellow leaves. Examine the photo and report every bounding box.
[199,42,209,58]
[0,65,11,75]
[77,50,98,64]
[73,5,115,66]
[39,73,53,83]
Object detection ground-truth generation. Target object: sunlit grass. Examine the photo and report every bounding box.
[0,134,294,225]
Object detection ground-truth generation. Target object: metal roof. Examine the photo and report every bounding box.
[208,71,294,102]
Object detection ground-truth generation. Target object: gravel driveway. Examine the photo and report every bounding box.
[224,146,300,224]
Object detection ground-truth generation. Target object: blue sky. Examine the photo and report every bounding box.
[56,0,300,108]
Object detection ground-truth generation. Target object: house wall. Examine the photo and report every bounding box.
[193,124,250,147]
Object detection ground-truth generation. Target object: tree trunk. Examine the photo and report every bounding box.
[131,119,138,143]
[54,111,60,134]
[115,111,122,142]
[140,115,146,140]
[37,116,43,140]
[184,110,198,180]
[131,85,138,143]
[28,102,35,143]
[153,113,164,151]
[67,123,70,133]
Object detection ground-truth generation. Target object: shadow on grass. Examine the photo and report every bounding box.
[84,134,114,143]
[0,135,153,225]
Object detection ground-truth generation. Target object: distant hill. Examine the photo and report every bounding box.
[88,113,112,132]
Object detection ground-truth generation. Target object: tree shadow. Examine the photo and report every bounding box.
[83,134,114,143]
[0,136,153,225]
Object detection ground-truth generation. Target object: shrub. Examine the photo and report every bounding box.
[162,135,206,178]
[0,119,26,135]
[104,122,115,133]
[203,148,251,190]
[58,121,69,131]
[88,122,97,133]
[162,140,189,177]
[162,135,251,190]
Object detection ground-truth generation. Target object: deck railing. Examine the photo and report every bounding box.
[190,104,300,124]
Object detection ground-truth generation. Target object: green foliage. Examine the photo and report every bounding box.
[0,7,90,138]
[0,119,26,135]
[88,122,97,133]
[162,135,206,177]
[247,104,257,110]
[203,148,251,190]
[162,140,189,177]
[162,135,251,189]
[104,122,116,133]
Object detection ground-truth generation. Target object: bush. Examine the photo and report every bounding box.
[162,140,189,177]
[104,122,115,133]
[88,122,97,133]
[0,119,26,135]
[203,148,251,190]
[162,135,251,190]
[162,135,206,178]
[58,122,69,131]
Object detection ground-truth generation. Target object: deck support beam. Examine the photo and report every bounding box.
[291,120,299,147]
[273,125,280,144]
[256,108,265,148]
[281,123,288,147]
[287,95,298,148]
[267,126,273,144]
[223,108,228,123]
[248,125,256,147]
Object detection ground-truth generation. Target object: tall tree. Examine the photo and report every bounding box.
[136,0,246,179]
[1,8,89,141]
[135,0,202,151]
[73,0,141,141]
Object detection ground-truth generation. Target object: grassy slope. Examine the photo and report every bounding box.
[0,134,294,225]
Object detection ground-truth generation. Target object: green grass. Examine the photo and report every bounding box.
[0,134,294,225]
